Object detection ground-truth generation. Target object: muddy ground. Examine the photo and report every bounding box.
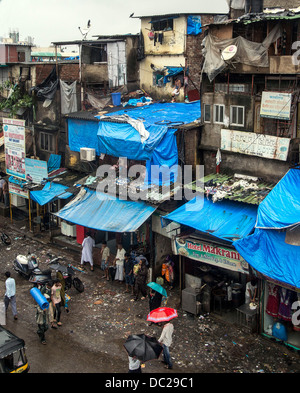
[0,216,300,374]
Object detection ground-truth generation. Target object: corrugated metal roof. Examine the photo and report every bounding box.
[184,173,275,205]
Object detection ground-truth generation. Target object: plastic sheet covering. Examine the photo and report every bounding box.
[54,188,156,232]
[202,23,282,82]
[68,118,100,155]
[97,102,201,184]
[60,80,77,114]
[255,168,300,229]
[161,197,257,242]
[30,182,73,206]
[187,15,202,35]
[234,229,300,289]
[31,66,58,101]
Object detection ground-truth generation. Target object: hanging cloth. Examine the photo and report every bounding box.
[60,80,77,114]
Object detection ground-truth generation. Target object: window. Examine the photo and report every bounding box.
[214,104,225,124]
[204,104,211,123]
[151,16,174,32]
[40,132,55,152]
[230,105,245,126]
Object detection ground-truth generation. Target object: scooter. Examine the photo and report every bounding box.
[13,253,53,285]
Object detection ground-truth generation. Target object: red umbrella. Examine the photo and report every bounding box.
[147,307,178,323]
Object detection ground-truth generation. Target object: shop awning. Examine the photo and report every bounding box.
[54,188,156,232]
[255,168,300,230]
[30,182,73,206]
[161,197,257,242]
[234,229,300,289]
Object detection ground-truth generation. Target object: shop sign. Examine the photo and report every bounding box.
[8,182,29,199]
[173,237,249,274]
[3,118,26,179]
[221,129,290,161]
[260,91,292,120]
[25,158,48,183]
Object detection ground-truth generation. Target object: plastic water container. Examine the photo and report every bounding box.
[30,287,49,310]
[111,92,121,106]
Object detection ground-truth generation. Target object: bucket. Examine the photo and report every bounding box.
[30,287,49,310]
[111,92,121,106]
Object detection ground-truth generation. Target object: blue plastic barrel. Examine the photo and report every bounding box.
[30,287,49,310]
[111,92,121,106]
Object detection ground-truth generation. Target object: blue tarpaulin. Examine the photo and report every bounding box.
[187,15,202,35]
[161,197,257,242]
[255,168,300,229]
[54,188,156,232]
[30,182,73,206]
[97,101,201,185]
[68,118,100,155]
[234,229,300,289]
[163,67,184,84]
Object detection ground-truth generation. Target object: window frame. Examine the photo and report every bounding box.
[213,104,225,124]
[39,132,55,153]
[230,105,245,127]
[203,104,211,123]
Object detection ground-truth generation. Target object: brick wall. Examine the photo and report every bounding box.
[185,15,214,92]
[35,63,79,84]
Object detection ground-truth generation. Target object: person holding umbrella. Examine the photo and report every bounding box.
[124,334,163,372]
[147,282,167,326]
[146,307,178,370]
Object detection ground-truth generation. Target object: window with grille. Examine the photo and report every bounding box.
[40,132,55,152]
[230,105,245,126]
[204,104,211,123]
[214,104,225,124]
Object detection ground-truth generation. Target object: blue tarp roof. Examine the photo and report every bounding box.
[255,168,300,229]
[54,188,156,232]
[97,101,201,185]
[234,229,300,289]
[161,197,257,242]
[30,182,73,206]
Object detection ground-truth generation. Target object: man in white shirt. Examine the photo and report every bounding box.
[81,232,95,271]
[158,321,174,369]
[114,243,126,282]
[4,271,18,320]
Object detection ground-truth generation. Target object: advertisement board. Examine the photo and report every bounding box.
[25,158,48,183]
[173,237,249,274]
[221,129,290,161]
[260,91,292,120]
[3,118,26,179]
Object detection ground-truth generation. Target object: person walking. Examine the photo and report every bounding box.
[158,321,174,370]
[114,243,126,283]
[100,241,110,280]
[35,303,50,345]
[4,271,18,320]
[134,258,148,301]
[41,281,55,327]
[124,253,134,294]
[51,279,62,327]
[128,356,142,373]
[81,231,95,271]
[148,289,163,326]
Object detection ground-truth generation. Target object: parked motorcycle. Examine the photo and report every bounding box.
[46,260,84,293]
[13,253,51,283]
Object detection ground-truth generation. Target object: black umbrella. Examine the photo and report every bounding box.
[124,334,163,362]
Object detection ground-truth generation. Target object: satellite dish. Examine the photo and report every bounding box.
[221,45,237,61]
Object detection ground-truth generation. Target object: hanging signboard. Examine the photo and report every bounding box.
[3,118,26,179]
[8,182,29,199]
[25,158,48,183]
[221,129,290,161]
[173,237,249,274]
[260,91,292,120]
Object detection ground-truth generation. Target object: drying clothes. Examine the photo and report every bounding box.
[60,80,77,114]
[278,287,293,321]
[266,283,280,318]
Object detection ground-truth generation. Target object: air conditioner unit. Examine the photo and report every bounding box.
[80,148,96,161]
